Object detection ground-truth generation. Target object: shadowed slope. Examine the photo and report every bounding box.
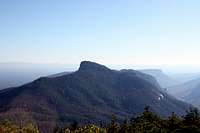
[0,61,190,133]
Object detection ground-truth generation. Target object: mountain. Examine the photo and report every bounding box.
[184,82,200,108]
[139,69,179,88]
[0,61,190,133]
[167,77,200,108]
[167,77,200,100]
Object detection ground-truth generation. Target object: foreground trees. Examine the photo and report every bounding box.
[56,107,200,133]
[1,107,200,133]
[0,120,39,133]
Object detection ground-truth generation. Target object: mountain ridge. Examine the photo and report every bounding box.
[0,61,191,133]
[139,69,179,88]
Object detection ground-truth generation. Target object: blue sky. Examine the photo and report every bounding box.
[1,0,200,67]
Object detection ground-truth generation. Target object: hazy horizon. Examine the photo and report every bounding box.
[1,0,200,66]
[1,62,200,74]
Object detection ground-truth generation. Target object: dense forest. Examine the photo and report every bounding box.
[1,106,200,133]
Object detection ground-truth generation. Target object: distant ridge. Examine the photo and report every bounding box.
[168,77,200,108]
[140,69,179,88]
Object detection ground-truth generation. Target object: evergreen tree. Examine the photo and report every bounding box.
[69,120,78,131]
[164,112,182,133]
[107,114,119,133]
[118,118,129,133]
[130,106,164,133]
[183,107,200,126]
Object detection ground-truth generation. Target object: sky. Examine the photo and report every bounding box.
[1,0,200,68]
